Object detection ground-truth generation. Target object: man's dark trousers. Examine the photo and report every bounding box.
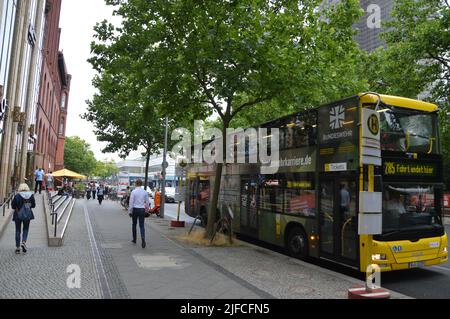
[34,180,42,194]
[132,208,146,241]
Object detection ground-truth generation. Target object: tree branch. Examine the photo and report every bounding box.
[230,96,273,120]
[194,71,225,120]
[426,51,450,70]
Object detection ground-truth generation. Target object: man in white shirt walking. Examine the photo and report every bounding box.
[128,180,150,248]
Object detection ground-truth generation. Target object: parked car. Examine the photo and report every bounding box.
[164,187,176,203]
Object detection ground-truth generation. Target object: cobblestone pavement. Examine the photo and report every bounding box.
[0,195,102,299]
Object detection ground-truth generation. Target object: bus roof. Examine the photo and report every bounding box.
[359,93,438,113]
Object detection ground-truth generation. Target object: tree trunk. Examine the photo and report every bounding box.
[144,149,151,191]
[205,119,229,239]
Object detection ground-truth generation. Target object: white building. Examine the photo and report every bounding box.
[116,152,177,188]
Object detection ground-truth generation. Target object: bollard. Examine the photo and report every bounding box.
[348,265,390,299]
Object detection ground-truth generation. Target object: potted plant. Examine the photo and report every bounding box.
[73,183,86,199]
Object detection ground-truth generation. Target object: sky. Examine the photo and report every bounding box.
[59,0,142,162]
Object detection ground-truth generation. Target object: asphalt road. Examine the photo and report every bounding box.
[380,225,450,299]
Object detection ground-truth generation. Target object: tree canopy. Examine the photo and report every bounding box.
[364,0,450,187]
[86,0,368,237]
[64,136,98,176]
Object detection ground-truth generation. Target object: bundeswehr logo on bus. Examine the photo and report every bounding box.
[329,105,345,130]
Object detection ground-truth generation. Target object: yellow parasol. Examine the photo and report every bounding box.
[52,168,87,180]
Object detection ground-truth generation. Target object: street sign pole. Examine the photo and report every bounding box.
[177,175,182,222]
[160,117,169,219]
[349,98,389,299]
[171,160,186,228]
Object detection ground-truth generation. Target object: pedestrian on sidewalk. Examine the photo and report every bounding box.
[46,171,54,191]
[86,183,91,200]
[34,168,44,194]
[92,182,97,200]
[97,184,105,205]
[128,179,150,248]
[11,184,36,254]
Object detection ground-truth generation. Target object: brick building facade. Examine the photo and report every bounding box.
[34,0,71,173]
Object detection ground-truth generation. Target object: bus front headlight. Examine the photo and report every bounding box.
[372,254,387,261]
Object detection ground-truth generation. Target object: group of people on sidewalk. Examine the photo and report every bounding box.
[33,168,53,194]
[85,181,108,205]
[9,178,160,254]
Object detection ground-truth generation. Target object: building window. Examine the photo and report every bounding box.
[59,118,64,135]
[61,93,66,110]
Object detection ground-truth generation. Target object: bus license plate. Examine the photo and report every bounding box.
[409,262,425,268]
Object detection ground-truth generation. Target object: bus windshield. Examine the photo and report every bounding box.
[382,184,443,236]
[379,108,439,154]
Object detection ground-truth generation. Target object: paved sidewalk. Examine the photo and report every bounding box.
[0,194,102,299]
[146,215,411,299]
[0,196,412,299]
[86,199,269,299]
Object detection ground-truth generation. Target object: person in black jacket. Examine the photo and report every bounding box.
[11,184,36,254]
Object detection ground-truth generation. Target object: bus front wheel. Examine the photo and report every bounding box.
[286,227,309,260]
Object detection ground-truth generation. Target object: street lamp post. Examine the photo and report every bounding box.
[160,117,169,219]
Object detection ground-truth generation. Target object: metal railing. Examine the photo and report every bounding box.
[47,191,73,238]
[1,192,15,217]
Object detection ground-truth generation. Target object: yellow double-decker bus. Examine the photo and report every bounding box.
[185,93,448,272]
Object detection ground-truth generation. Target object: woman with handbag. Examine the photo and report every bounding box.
[11,184,36,254]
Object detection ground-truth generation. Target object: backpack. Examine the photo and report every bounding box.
[17,199,34,221]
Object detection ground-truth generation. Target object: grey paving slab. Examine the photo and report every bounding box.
[84,199,268,299]
[0,197,102,299]
[147,208,411,300]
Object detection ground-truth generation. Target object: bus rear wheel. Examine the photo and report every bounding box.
[286,227,309,260]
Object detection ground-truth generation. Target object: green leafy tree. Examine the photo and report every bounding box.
[94,160,119,180]
[89,0,365,238]
[83,76,165,190]
[364,0,450,188]
[64,136,98,177]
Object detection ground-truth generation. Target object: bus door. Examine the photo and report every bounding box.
[240,178,258,237]
[187,177,199,217]
[319,174,358,266]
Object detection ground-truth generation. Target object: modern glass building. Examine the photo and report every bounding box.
[322,0,393,52]
[0,0,17,146]
[0,0,46,198]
